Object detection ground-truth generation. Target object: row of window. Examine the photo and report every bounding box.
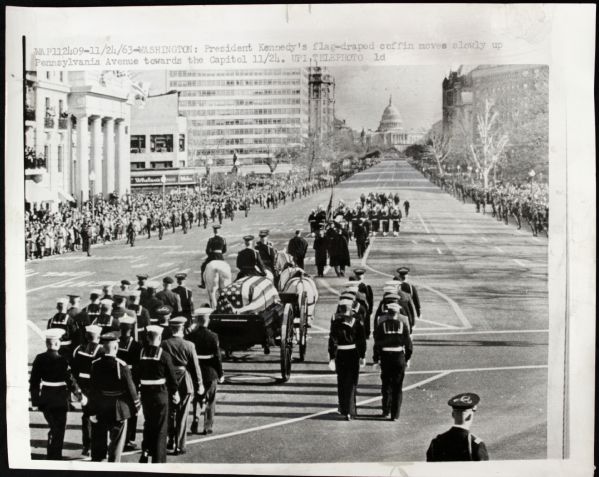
[183,107,303,117]
[197,136,301,146]
[178,89,303,97]
[130,161,186,170]
[188,127,302,136]
[190,117,302,127]
[191,146,298,156]
[169,79,302,88]
[179,98,302,108]
[130,134,186,154]
[169,69,303,77]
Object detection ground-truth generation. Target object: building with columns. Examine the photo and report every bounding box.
[367,96,425,151]
[25,69,134,210]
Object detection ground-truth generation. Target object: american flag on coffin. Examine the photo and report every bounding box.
[216,276,280,315]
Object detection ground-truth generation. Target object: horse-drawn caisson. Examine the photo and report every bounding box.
[201,245,318,382]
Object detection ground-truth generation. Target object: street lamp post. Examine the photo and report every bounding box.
[206,157,213,191]
[160,174,166,213]
[89,170,96,219]
[528,169,536,195]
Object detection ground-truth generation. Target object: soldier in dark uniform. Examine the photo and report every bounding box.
[181,212,188,234]
[403,200,410,217]
[29,328,79,460]
[82,290,103,325]
[376,286,416,333]
[136,325,179,464]
[112,293,137,322]
[199,225,227,288]
[126,220,136,247]
[255,229,277,274]
[155,306,174,341]
[236,235,266,279]
[354,219,368,258]
[313,226,328,277]
[88,333,140,462]
[101,284,114,302]
[287,229,308,269]
[372,304,413,421]
[116,316,143,451]
[127,290,151,339]
[328,304,366,420]
[173,273,195,323]
[391,207,402,236]
[395,267,421,321]
[161,317,203,455]
[92,299,121,333]
[329,226,351,277]
[136,274,151,310]
[71,324,104,456]
[426,393,489,461]
[158,216,164,240]
[156,276,182,314]
[48,298,80,362]
[146,283,166,324]
[308,209,317,236]
[187,308,224,435]
[81,221,92,257]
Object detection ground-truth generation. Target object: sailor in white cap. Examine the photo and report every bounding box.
[187,307,224,435]
[71,324,104,456]
[137,325,179,463]
[29,328,78,460]
[47,297,80,361]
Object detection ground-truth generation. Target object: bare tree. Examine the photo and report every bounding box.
[469,98,509,189]
[428,128,452,175]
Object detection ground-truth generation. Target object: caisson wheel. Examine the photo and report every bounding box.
[279,303,294,382]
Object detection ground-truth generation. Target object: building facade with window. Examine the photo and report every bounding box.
[130,91,188,170]
[166,67,335,173]
[25,69,134,209]
[367,96,425,151]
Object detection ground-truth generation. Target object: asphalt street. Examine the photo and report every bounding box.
[26,158,548,462]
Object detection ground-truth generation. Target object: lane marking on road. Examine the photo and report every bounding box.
[27,320,45,340]
[412,328,549,337]
[412,240,418,245]
[316,278,340,296]
[149,267,183,281]
[131,263,149,269]
[26,272,39,278]
[436,248,442,255]
[26,272,95,294]
[418,318,459,329]
[481,237,489,242]
[165,251,199,256]
[157,262,174,269]
[417,213,431,234]
[430,238,437,243]
[227,253,238,258]
[513,259,527,268]
[117,371,450,456]
[532,236,541,242]
[495,246,505,253]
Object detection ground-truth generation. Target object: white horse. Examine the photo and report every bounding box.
[203,260,232,309]
[281,272,319,323]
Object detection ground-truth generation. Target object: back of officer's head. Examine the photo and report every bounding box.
[452,408,474,428]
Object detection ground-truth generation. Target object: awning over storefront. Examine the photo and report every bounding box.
[57,190,76,202]
[25,181,57,204]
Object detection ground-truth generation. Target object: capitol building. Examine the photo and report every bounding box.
[367,96,424,151]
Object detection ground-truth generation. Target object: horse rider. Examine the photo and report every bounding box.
[199,225,227,289]
[236,235,267,280]
[255,229,276,274]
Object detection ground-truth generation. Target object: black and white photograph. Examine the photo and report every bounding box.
[3,4,595,477]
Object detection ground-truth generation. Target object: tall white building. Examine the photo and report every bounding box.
[25,69,134,209]
[166,67,334,173]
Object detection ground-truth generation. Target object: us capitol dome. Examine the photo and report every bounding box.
[368,95,425,151]
[377,95,403,132]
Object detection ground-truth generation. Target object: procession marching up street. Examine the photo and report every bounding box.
[26,154,548,464]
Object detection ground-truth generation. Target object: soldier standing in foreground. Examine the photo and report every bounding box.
[426,393,489,461]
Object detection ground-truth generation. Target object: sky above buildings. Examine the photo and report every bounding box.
[132,65,451,133]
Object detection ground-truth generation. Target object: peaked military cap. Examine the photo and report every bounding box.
[45,328,66,340]
[448,392,480,410]
[155,305,173,316]
[100,332,118,342]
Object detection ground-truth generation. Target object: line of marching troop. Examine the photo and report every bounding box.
[29,273,224,463]
[327,266,419,422]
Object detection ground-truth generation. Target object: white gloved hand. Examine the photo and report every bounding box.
[328,360,336,372]
[172,391,181,405]
[89,415,98,424]
[359,358,366,368]
[406,360,411,369]
[218,375,225,384]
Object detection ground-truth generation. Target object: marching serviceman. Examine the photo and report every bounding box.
[187,307,224,435]
[101,284,114,302]
[47,298,80,362]
[136,325,180,464]
[92,299,121,333]
[354,218,368,259]
[136,274,151,310]
[236,235,267,279]
[287,229,308,269]
[156,277,182,314]
[353,268,374,324]
[112,293,137,321]
[199,224,227,289]
[372,303,413,421]
[313,226,328,277]
[173,273,195,324]
[118,280,131,294]
[328,303,367,420]
[116,316,143,452]
[29,328,79,460]
[329,225,351,277]
[256,229,277,274]
[82,290,103,325]
[71,324,104,456]
[403,199,410,217]
[161,316,204,455]
[426,393,489,461]
[88,333,140,462]
[145,282,165,322]
[127,290,151,338]
[395,267,421,321]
